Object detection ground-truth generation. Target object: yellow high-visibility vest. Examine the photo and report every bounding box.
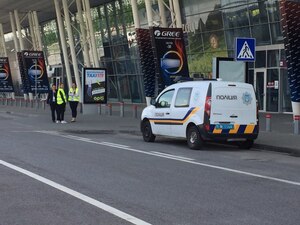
[57,88,67,105]
[68,87,79,102]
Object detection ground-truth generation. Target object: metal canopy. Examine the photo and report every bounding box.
[0,0,111,34]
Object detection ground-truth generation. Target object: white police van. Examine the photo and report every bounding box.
[141,81,258,149]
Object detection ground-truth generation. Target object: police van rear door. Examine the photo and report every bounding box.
[210,82,257,132]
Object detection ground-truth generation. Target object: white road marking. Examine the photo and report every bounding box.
[34,131,300,187]
[35,130,60,135]
[65,135,91,141]
[151,151,194,161]
[0,159,151,225]
[101,142,130,148]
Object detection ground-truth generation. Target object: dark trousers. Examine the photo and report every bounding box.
[50,103,57,122]
[69,101,79,118]
[56,103,66,121]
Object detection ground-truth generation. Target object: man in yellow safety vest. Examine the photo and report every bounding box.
[56,83,67,124]
[68,82,79,122]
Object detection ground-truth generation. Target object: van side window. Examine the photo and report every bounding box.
[175,88,192,108]
[157,89,175,108]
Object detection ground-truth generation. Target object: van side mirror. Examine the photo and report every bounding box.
[150,98,156,106]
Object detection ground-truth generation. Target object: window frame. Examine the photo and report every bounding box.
[174,87,193,108]
[156,89,175,108]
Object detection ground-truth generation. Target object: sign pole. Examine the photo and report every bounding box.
[35,60,38,111]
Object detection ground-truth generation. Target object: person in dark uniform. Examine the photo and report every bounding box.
[46,84,58,123]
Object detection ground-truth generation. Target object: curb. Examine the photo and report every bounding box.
[254,144,300,157]
[62,129,300,157]
[62,129,141,136]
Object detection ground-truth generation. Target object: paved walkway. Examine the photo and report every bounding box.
[1,100,299,156]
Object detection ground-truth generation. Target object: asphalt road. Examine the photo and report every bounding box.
[0,112,300,225]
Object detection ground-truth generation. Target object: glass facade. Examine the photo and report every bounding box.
[182,0,291,112]
[94,0,145,103]
[41,20,61,66]
[40,0,291,112]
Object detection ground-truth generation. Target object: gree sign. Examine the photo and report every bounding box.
[154,30,181,38]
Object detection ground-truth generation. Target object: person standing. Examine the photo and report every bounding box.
[46,84,57,123]
[56,83,67,124]
[68,82,79,122]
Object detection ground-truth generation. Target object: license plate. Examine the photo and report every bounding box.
[215,124,234,130]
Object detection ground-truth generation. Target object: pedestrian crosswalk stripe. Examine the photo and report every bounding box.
[237,41,254,59]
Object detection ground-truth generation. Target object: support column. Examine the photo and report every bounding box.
[28,12,37,50]
[145,0,153,27]
[14,10,25,50]
[172,0,182,28]
[9,12,20,52]
[130,0,140,28]
[54,0,73,89]
[12,11,28,100]
[76,0,91,67]
[0,24,7,57]
[158,0,167,27]
[83,0,99,67]
[169,0,175,28]
[62,0,82,101]
[33,11,43,50]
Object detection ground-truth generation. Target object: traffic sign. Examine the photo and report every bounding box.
[235,38,256,62]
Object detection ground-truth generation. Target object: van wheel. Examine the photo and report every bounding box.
[142,120,156,142]
[187,126,203,150]
[238,140,254,149]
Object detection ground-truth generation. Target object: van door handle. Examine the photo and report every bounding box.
[166,112,170,115]
[230,115,238,118]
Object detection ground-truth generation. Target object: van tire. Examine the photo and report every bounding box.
[238,140,254,149]
[187,126,203,150]
[142,120,156,142]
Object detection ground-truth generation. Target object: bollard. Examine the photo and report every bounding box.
[266,114,271,132]
[107,103,112,116]
[132,105,138,119]
[97,104,101,115]
[79,103,83,114]
[294,115,300,135]
[120,102,124,117]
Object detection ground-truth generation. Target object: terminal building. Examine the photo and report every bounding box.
[0,0,299,113]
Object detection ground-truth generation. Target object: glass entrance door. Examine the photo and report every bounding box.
[255,69,267,111]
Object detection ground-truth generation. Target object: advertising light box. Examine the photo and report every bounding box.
[0,57,14,92]
[83,68,107,104]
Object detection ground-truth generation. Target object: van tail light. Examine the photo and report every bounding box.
[204,83,212,132]
[205,96,211,117]
[256,101,259,119]
[256,100,259,130]
[204,124,210,131]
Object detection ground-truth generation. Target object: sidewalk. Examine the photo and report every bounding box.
[256,113,300,156]
[1,101,299,156]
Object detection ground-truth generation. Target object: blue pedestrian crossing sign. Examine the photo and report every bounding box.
[235,38,256,62]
